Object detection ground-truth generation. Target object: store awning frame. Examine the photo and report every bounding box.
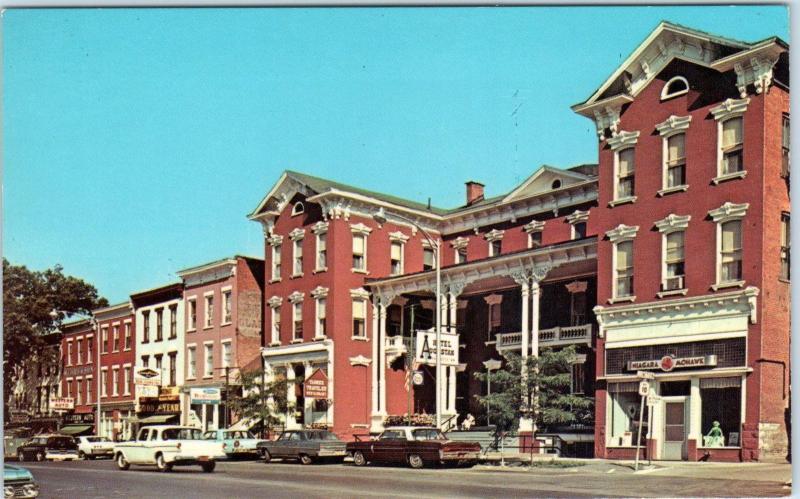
[59,424,94,436]
[137,415,178,425]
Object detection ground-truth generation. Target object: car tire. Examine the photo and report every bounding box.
[299,454,313,465]
[408,454,424,469]
[116,453,130,471]
[261,450,272,463]
[201,461,216,473]
[17,450,25,462]
[35,451,45,462]
[352,451,367,467]
[78,451,86,460]
[156,453,172,473]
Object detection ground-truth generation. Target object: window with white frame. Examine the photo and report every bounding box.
[76,339,83,364]
[87,336,93,363]
[271,242,282,280]
[142,311,150,343]
[781,213,791,281]
[782,114,790,177]
[141,354,149,368]
[390,242,404,275]
[76,377,83,405]
[664,231,686,291]
[66,378,73,398]
[204,344,213,378]
[222,341,232,369]
[317,232,327,270]
[529,231,542,248]
[123,366,131,396]
[124,323,132,350]
[67,341,73,366]
[101,327,109,353]
[269,297,282,344]
[485,230,504,257]
[292,201,304,216]
[316,297,327,338]
[665,133,686,188]
[661,76,689,100]
[352,298,366,338]
[452,237,468,264]
[187,298,197,331]
[423,246,435,271]
[112,366,119,396]
[155,354,163,381]
[85,377,92,404]
[720,118,744,175]
[169,304,177,338]
[615,241,634,299]
[100,368,108,397]
[156,308,164,341]
[709,202,748,288]
[567,211,589,241]
[205,294,214,328]
[293,302,303,341]
[293,238,304,275]
[187,345,197,379]
[353,234,367,271]
[222,289,232,324]
[113,325,120,352]
[616,148,635,199]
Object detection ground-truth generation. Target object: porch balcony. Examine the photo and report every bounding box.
[385,335,408,363]
[496,324,593,352]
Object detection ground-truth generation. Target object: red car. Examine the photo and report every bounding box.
[346,426,481,469]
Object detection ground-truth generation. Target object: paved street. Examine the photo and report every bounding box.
[18,458,791,498]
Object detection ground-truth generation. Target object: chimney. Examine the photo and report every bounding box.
[465,181,485,205]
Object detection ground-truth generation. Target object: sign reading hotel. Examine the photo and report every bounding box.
[190,387,221,405]
[415,331,459,366]
[627,355,718,372]
[50,397,75,410]
[303,369,328,399]
[134,367,162,387]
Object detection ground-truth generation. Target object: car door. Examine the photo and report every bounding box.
[271,432,290,458]
[373,430,404,463]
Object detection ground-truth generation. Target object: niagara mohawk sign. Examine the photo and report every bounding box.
[627,355,718,372]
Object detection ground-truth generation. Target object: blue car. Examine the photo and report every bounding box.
[4,465,40,498]
[202,430,261,459]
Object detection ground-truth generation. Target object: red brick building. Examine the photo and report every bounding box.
[94,302,136,441]
[573,22,789,462]
[59,319,96,436]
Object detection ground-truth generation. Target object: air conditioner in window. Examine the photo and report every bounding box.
[663,276,684,291]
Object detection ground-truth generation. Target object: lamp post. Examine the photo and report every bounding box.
[373,207,443,429]
[482,359,502,427]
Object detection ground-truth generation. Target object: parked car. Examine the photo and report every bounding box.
[4,428,32,460]
[113,425,226,472]
[346,426,481,469]
[257,429,347,465]
[202,429,261,459]
[4,465,39,498]
[75,435,114,460]
[17,435,79,462]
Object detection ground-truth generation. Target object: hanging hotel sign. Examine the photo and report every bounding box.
[134,367,162,387]
[415,330,459,366]
[190,387,221,405]
[303,369,329,399]
[627,355,718,372]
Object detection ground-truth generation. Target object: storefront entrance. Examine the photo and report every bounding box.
[661,397,688,461]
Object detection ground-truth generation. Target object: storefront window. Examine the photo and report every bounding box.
[700,377,742,448]
[608,383,648,446]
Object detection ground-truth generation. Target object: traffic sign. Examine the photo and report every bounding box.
[646,393,661,406]
[638,380,650,396]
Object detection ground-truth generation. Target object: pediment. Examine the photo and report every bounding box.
[502,166,589,203]
[248,172,318,220]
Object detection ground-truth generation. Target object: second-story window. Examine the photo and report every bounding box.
[168,351,177,386]
[783,115,790,178]
[222,290,232,324]
[293,302,303,341]
[272,243,282,280]
[142,311,150,343]
[124,324,131,350]
[616,148,635,200]
[188,298,197,331]
[101,327,109,353]
[390,242,404,275]
[316,297,327,338]
[423,247,435,271]
[113,325,120,352]
[721,117,744,175]
[353,234,366,271]
[156,308,164,341]
[205,295,214,328]
[614,241,634,299]
[665,133,686,188]
[316,232,327,271]
[155,354,163,382]
[293,238,303,276]
[169,304,178,338]
[352,298,366,338]
[781,213,791,281]
[720,220,743,283]
[663,231,686,291]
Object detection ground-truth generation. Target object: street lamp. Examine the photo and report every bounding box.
[373,207,443,429]
[51,309,101,437]
[482,359,502,427]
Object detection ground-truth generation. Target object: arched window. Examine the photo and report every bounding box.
[551,179,562,189]
[291,202,304,216]
[661,76,689,100]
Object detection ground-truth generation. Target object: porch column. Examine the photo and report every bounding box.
[447,366,457,414]
[378,301,388,416]
[286,364,298,429]
[448,293,457,333]
[511,273,533,433]
[370,301,382,432]
[530,281,541,358]
[689,378,702,443]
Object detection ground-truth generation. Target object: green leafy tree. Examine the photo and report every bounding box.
[227,368,293,438]
[3,259,108,416]
[474,346,593,436]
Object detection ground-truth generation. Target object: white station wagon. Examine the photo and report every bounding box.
[113,425,226,473]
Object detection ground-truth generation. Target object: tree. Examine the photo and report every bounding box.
[474,346,593,437]
[3,259,108,416]
[227,368,293,438]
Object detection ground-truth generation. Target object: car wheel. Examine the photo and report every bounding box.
[407,454,424,469]
[116,453,130,471]
[201,461,216,473]
[299,454,313,465]
[156,453,172,473]
[352,451,367,467]
[261,449,272,463]
[17,450,25,462]
[78,451,86,460]
[35,451,45,462]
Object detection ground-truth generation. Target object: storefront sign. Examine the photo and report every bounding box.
[415,331,459,366]
[138,397,181,414]
[190,387,221,405]
[627,355,718,372]
[134,367,162,386]
[63,365,94,377]
[136,384,158,398]
[63,412,95,425]
[303,369,328,399]
[159,386,180,399]
[51,397,75,410]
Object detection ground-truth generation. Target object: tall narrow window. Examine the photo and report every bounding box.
[390,242,403,275]
[112,367,119,396]
[77,339,83,364]
[666,133,686,188]
[721,118,744,175]
[664,231,686,291]
[188,299,197,330]
[573,222,587,240]
[156,308,164,341]
[781,213,791,280]
[204,345,213,378]
[270,302,281,344]
[293,302,303,341]
[113,325,120,352]
[124,323,132,350]
[205,295,214,328]
[423,247,435,271]
[455,246,467,264]
[142,311,150,343]
[614,241,634,298]
[489,239,502,257]
[87,336,93,362]
[293,239,304,275]
[353,234,366,271]
[100,368,108,397]
[352,299,366,338]
[101,327,109,353]
[123,366,131,396]
[222,290,232,324]
[155,354,163,383]
[272,243,282,280]
[720,220,743,283]
[141,355,149,368]
[67,341,73,366]
[76,379,82,405]
[85,377,92,404]
[782,115,790,178]
[169,304,178,338]
[616,148,635,199]
[316,233,327,270]
[187,346,197,378]
[316,298,327,338]
[571,363,585,394]
[222,342,232,369]
[529,231,543,249]
[168,352,177,386]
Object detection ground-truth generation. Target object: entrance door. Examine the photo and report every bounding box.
[662,398,688,460]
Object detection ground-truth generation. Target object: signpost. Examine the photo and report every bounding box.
[634,378,650,471]
[645,393,660,467]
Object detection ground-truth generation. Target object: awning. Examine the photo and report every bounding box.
[138,415,178,425]
[59,425,93,436]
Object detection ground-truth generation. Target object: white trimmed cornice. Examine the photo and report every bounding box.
[710,98,750,121]
[310,286,329,299]
[484,229,505,242]
[566,210,590,225]
[311,221,329,234]
[350,287,371,300]
[731,57,779,98]
[267,235,284,246]
[654,214,691,233]
[605,224,639,243]
[268,296,283,308]
[349,355,372,367]
[708,202,749,223]
[655,115,692,136]
[350,222,373,235]
[450,236,469,249]
[288,291,305,304]
[288,228,305,241]
[523,220,546,233]
[606,130,640,151]
[388,231,410,243]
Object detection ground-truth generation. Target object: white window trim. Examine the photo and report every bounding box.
[291,301,304,343]
[101,327,109,354]
[291,230,305,278]
[186,296,197,332]
[221,340,233,369]
[186,343,197,380]
[100,367,108,397]
[655,214,691,297]
[566,210,590,240]
[485,229,504,257]
[291,201,304,216]
[350,288,370,340]
[221,286,233,325]
[203,341,214,379]
[269,237,283,283]
[656,115,692,195]
[523,220,546,248]
[122,364,132,396]
[268,296,283,346]
[660,76,689,100]
[67,340,73,366]
[709,202,749,290]
[112,325,120,352]
[313,222,329,273]
[85,376,92,403]
[123,323,132,351]
[112,366,120,397]
[204,292,214,329]
[76,337,83,365]
[606,224,639,303]
[351,224,372,274]
[65,377,73,398]
[608,130,639,205]
[389,239,405,276]
[711,98,749,184]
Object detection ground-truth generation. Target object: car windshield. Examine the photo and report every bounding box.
[162,428,203,440]
[86,437,110,443]
[307,431,338,441]
[411,429,446,441]
[224,431,251,439]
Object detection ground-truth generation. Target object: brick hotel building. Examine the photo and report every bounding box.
[249,22,789,461]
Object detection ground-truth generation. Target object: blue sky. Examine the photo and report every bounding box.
[3,6,789,304]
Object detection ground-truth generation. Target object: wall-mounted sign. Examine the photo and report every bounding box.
[63,412,95,424]
[50,397,75,410]
[415,331,459,366]
[138,397,180,415]
[627,355,718,372]
[190,387,221,405]
[136,384,158,399]
[134,367,162,387]
[412,371,424,386]
[638,381,650,396]
[303,369,328,399]
[63,365,94,377]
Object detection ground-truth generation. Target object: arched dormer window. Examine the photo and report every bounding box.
[291,202,305,216]
[551,179,562,189]
[661,76,689,100]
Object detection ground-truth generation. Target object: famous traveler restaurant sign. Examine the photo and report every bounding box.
[627,355,718,372]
